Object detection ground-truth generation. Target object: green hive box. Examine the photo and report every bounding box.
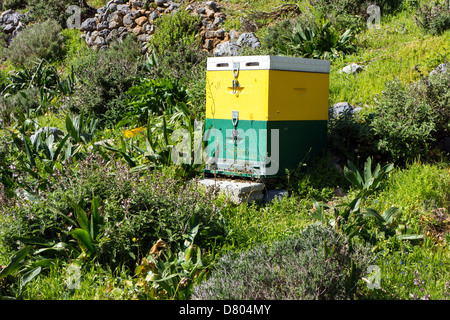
[203,55,330,179]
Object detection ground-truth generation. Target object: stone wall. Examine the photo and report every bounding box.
[80,0,231,54]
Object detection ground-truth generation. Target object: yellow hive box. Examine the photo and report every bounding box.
[206,55,330,122]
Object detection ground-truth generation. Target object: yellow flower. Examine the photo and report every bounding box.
[132,237,137,242]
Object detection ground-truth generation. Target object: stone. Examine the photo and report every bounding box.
[206,1,218,12]
[197,178,265,204]
[204,30,215,39]
[214,41,241,56]
[117,4,131,14]
[429,63,448,77]
[98,29,111,38]
[123,13,136,27]
[342,63,363,74]
[145,23,156,34]
[229,29,240,40]
[94,36,106,47]
[214,28,225,38]
[155,0,167,6]
[132,25,143,35]
[3,24,15,34]
[80,18,97,31]
[263,189,289,203]
[135,16,148,26]
[237,32,261,48]
[196,8,206,15]
[213,16,225,25]
[109,19,122,29]
[168,2,180,11]
[149,11,159,21]
[131,1,143,8]
[204,38,214,50]
[97,20,109,31]
[106,28,119,43]
[137,34,150,42]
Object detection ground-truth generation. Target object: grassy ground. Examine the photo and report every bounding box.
[1,0,449,300]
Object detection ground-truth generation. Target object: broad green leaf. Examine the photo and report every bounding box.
[0,247,31,278]
[71,228,95,256]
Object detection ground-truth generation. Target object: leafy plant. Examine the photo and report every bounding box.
[276,21,356,60]
[134,216,210,300]
[414,0,450,35]
[192,224,375,300]
[3,19,65,68]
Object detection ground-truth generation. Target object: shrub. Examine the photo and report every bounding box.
[25,0,96,28]
[0,154,228,269]
[370,67,450,163]
[2,0,28,10]
[269,19,357,60]
[68,36,145,127]
[4,19,65,67]
[328,109,377,164]
[192,225,375,300]
[414,0,450,35]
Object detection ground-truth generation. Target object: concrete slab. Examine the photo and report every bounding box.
[197,178,265,204]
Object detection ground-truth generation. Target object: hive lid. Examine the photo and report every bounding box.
[207,55,330,73]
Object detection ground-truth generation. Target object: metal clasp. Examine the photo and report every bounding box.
[232,62,240,94]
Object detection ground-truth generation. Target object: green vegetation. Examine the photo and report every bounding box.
[1,0,449,302]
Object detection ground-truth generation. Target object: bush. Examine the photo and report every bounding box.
[68,36,145,127]
[370,67,450,163]
[414,0,450,35]
[267,19,357,60]
[3,19,65,67]
[2,0,28,10]
[0,154,228,269]
[192,225,375,300]
[328,109,377,164]
[25,0,96,28]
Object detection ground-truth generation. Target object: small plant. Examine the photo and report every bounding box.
[414,0,450,35]
[192,224,375,300]
[3,19,65,68]
[274,20,357,60]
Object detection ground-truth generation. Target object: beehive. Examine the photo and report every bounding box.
[203,55,330,178]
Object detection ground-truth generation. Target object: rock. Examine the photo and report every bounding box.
[94,36,106,47]
[106,28,119,43]
[155,0,167,7]
[97,20,109,31]
[135,16,148,26]
[98,29,111,38]
[117,4,131,14]
[342,63,363,74]
[204,30,215,39]
[330,102,361,118]
[145,23,156,34]
[229,29,240,40]
[80,18,97,31]
[3,24,15,34]
[168,2,180,11]
[429,63,448,77]
[204,39,214,50]
[214,41,241,57]
[237,32,261,48]
[197,178,265,204]
[123,13,136,27]
[214,29,225,38]
[213,16,225,25]
[263,189,289,203]
[132,25,143,35]
[149,11,159,21]
[206,1,218,12]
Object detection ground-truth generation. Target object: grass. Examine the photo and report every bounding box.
[329,10,450,107]
[1,0,450,301]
